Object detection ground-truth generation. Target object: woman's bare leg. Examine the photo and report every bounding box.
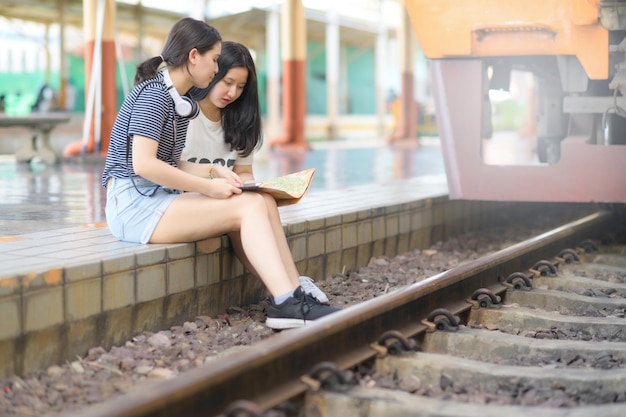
[228,193,299,281]
[150,192,296,296]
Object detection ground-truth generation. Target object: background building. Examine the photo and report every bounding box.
[0,0,435,153]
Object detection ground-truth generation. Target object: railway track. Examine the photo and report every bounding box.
[65,209,625,417]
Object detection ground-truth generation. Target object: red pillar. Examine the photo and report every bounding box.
[269,0,308,149]
[64,0,116,157]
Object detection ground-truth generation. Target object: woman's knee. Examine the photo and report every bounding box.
[261,193,278,209]
[236,192,270,217]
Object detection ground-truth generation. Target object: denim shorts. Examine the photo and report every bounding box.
[105,177,181,244]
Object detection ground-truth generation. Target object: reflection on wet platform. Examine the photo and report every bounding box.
[0,137,445,236]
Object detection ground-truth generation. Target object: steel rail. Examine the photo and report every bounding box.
[64,210,617,417]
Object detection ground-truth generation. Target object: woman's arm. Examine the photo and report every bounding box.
[178,159,211,177]
[178,158,244,186]
[234,164,255,184]
[132,135,242,197]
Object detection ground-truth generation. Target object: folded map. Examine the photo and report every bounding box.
[240,168,316,206]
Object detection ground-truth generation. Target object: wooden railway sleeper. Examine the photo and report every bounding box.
[585,252,626,269]
[372,351,626,411]
[533,274,626,297]
[506,287,626,316]
[469,305,626,341]
[305,385,626,417]
[421,327,626,365]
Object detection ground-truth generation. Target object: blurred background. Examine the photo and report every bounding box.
[0,0,441,152]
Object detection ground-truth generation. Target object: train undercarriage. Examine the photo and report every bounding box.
[406,0,626,202]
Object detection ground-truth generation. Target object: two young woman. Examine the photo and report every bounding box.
[102,18,338,329]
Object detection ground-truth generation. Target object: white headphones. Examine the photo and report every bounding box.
[162,68,199,119]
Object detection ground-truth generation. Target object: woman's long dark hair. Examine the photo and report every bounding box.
[191,41,262,157]
[134,17,221,86]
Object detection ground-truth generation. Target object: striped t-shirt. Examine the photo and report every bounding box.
[102,71,190,187]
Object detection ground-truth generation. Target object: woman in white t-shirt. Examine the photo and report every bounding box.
[180,42,333,327]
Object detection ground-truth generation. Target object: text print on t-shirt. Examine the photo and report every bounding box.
[185,157,235,168]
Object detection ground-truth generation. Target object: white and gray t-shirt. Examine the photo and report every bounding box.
[182,110,254,169]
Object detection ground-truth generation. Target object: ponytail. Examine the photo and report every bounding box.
[134,56,165,86]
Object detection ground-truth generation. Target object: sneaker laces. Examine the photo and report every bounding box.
[299,276,328,304]
[295,289,315,323]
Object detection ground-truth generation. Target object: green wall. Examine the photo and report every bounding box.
[1,43,377,117]
[304,40,376,115]
[345,45,375,114]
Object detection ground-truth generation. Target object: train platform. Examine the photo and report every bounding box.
[1,133,488,377]
[0,135,448,279]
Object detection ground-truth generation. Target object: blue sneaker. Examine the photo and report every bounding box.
[299,276,330,304]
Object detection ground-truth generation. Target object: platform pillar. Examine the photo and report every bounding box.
[326,7,340,140]
[265,2,281,142]
[388,7,418,142]
[63,0,116,157]
[269,0,308,149]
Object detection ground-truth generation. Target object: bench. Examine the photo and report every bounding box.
[0,113,71,164]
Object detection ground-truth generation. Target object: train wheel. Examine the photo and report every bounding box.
[603,112,626,145]
[537,137,547,163]
[604,112,614,145]
[536,137,561,164]
[546,140,561,164]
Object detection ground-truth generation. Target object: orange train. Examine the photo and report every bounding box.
[405,0,626,202]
